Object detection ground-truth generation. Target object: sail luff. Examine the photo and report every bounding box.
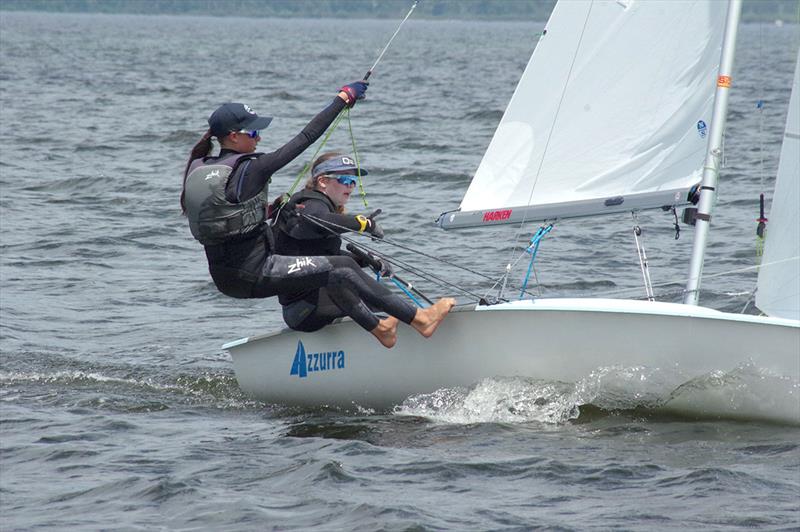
[683,0,743,305]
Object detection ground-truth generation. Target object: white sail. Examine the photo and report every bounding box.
[756,52,800,321]
[440,0,727,229]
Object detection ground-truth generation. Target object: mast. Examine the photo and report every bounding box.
[683,0,743,306]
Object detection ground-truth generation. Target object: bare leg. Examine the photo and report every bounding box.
[410,298,456,338]
[371,316,399,348]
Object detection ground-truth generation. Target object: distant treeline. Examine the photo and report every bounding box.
[2,0,798,23]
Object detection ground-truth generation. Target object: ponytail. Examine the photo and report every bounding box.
[180,129,214,213]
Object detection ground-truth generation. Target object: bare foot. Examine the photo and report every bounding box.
[411,297,456,338]
[371,316,399,348]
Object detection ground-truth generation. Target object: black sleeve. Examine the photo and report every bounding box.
[342,249,370,268]
[225,97,347,202]
[291,199,365,237]
[302,210,365,235]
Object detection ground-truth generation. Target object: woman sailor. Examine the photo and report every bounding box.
[274,152,455,346]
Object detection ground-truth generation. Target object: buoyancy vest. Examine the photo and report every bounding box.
[184,152,268,246]
[275,189,342,257]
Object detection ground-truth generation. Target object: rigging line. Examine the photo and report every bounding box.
[506,1,595,266]
[518,225,553,299]
[283,109,349,201]
[632,212,655,301]
[757,20,766,192]
[345,235,477,296]
[298,213,502,284]
[740,289,758,314]
[345,110,368,208]
[352,239,488,302]
[361,238,544,302]
[281,1,418,204]
[364,1,419,80]
[480,223,558,300]
[568,256,800,300]
[294,212,554,301]
[297,213,487,301]
[375,234,500,284]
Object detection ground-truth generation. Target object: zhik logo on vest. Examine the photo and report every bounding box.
[290,340,345,378]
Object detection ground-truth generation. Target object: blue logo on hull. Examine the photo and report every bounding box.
[289,340,345,379]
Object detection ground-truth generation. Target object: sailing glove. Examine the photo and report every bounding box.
[367,220,384,239]
[373,259,394,278]
[366,209,384,239]
[339,80,369,107]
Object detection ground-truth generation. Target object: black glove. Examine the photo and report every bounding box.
[371,257,394,278]
[367,209,383,239]
[339,80,369,107]
[267,194,287,220]
[367,220,384,239]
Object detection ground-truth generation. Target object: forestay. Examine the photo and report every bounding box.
[439,0,728,229]
[756,52,800,321]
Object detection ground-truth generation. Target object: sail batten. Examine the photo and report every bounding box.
[445,0,728,230]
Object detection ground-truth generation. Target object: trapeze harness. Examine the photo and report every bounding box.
[184,152,268,246]
[184,152,339,299]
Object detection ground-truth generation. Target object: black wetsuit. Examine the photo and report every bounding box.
[190,97,415,333]
[275,189,417,332]
[196,98,353,299]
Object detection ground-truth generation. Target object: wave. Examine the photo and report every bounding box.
[394,363,800,426]
[0,368,263,412]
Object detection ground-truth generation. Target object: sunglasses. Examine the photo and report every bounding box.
[328,174,359,186]
[235,129,260,138]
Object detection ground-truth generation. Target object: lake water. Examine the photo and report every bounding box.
[1,10,798,531]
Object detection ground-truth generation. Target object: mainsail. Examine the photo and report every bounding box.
[756,52,800,321]
[439,0,728,229]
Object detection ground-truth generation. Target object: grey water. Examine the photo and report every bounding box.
[1,10,798,531]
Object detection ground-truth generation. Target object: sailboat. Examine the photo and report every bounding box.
[223,0,799,422]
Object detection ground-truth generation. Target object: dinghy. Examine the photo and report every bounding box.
[224,0,799,422]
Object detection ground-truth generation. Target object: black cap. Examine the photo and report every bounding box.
[208,103,273,138]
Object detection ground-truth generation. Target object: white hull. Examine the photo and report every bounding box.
[224,299,800,421]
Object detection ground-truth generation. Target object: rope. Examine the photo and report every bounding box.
[283,108,348,202]
[345,110,368,208]
[481,228,556,302]
[741,289,757,314]
[364,0,419,80]
[390,277,426,307]
[281,0,420,203]
[518,225,553,299]
[632,212,655,301]
[272,108,369,223]
[755,22,768,261]
[567,256,800,301]
[298,213,487,301]
[504,3,593,267]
